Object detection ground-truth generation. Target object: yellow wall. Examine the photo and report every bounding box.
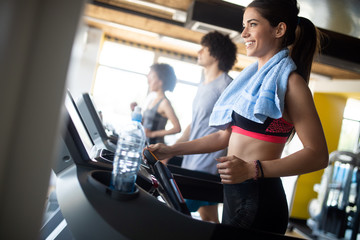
[314,93,348,153]
[290,93,347,219]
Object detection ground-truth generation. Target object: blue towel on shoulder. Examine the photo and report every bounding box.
[209,48,297,129]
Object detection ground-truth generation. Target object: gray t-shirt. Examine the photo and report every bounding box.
[181,73,232,175]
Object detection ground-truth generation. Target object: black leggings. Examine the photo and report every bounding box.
[222,178,289,234]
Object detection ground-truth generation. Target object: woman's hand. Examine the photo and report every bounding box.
[216,155,255,184]
[147,143,174,160]
[130,102,137,111]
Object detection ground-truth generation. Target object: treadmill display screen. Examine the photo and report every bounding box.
[65,93,95,157]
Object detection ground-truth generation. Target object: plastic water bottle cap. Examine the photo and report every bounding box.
[134,106,141,114]
[132,106,142,122]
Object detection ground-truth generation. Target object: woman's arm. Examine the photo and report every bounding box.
[146,98,181,138]
[148,127,231,160]
[216,73,329,184]
[261,72,329,177]
[176,124,191,143]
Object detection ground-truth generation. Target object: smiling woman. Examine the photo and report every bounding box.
[148,0,329,235]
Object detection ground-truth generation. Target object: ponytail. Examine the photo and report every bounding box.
[248,0,323,84]
[290,17,322,84]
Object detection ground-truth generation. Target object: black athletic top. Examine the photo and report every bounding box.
[231,111,293,143]
[142,98,168,144]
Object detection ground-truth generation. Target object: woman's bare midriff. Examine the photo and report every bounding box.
[227,132,286,162]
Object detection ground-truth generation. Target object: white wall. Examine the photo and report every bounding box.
[0,0,86,238]
[311,79,360,94]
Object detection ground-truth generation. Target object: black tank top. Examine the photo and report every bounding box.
[142,98,168,144]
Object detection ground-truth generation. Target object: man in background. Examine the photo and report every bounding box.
[176,31,237,223]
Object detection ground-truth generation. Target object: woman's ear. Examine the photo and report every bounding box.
[275,22,287,38]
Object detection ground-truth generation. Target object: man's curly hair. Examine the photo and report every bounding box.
[201,31,237,72]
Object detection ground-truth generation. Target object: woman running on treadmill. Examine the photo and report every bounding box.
[148,0,328,234]
[136,63,181,145]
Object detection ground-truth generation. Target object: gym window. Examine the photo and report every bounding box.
[337,98,360,152]
[92,38,202,144]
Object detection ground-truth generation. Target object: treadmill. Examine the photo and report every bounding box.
[74,92,224,202]
[75,93,117,152]
[48,92,301,239]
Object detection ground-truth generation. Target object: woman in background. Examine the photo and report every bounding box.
[138,63,181,144]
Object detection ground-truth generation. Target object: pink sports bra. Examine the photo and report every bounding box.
[231,112,294,143]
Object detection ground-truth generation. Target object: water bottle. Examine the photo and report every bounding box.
[111,106,146,193]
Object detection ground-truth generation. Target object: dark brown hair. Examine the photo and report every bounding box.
[247,0,321,83]
[150,63,177,92]
[201,31,237,72]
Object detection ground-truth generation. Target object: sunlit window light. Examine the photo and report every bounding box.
[159,36,201,51]
[92,40,202,145]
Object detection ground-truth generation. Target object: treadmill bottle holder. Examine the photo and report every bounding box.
[87,170,139,201]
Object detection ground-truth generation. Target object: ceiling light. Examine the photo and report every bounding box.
[124,0,187,22]
[222,0,253,7]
